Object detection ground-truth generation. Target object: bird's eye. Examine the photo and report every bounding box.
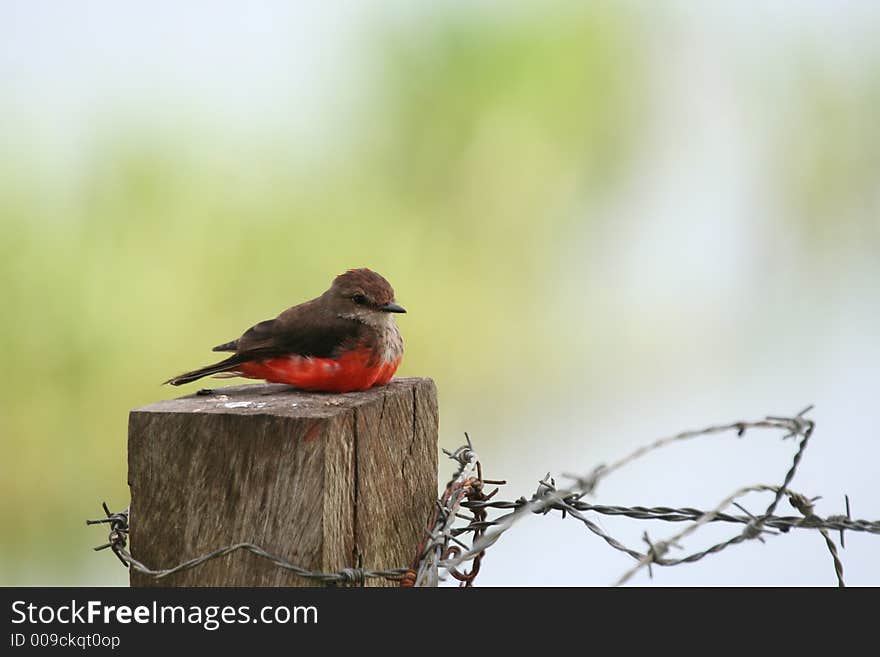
[352,294,368,305]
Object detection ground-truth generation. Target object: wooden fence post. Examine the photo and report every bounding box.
[127,378,438,586]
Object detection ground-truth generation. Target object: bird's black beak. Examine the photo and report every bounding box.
[379,302,406,313]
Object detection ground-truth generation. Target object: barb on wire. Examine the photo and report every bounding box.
[408,432,499,587]
[786,491,845,587]
[88,405,879,587]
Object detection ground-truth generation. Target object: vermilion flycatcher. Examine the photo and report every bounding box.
[166,268,405,393]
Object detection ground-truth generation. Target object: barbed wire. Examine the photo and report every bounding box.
[89,405,878,587]
[86,503,408,585]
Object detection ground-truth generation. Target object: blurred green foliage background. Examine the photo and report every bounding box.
[2,2,878,585]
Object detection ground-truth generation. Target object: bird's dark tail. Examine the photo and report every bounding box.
[164,354,248,386]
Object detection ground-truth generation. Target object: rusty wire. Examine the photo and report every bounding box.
[89,406,877,586]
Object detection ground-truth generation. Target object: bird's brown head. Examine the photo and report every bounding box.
[324,268,406,323]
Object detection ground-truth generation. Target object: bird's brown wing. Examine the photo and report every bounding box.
[216,299,363,361]
[211,320,274,352]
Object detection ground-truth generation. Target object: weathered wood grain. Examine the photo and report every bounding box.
[127,377,438,587]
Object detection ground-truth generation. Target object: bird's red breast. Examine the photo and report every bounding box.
[236,346,402,393]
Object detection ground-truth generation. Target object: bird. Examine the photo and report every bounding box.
[166,268,406,393]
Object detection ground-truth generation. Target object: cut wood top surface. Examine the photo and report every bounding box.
[134,377,431,419]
